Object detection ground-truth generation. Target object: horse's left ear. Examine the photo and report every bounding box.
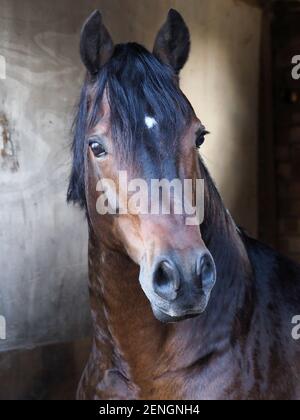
[80,10,114,76]
[153,9,190,74]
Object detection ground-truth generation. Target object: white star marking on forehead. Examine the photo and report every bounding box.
[145,116,158,130]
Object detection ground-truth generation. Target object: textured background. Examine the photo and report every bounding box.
[0,0,261,351]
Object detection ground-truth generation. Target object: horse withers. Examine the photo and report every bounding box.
[68,9,300,400]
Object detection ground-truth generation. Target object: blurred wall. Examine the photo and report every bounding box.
[0,0,261,351]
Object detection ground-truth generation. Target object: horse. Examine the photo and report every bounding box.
[68,9,300,400]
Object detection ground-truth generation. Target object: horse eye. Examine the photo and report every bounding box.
[89,141,107,158]
[196,130,209,148]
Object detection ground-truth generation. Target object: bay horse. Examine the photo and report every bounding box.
[68,9,300,400]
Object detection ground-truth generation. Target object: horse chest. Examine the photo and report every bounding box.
[90,351,238,400]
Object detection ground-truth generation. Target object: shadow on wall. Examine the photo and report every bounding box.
[0,338,91,400]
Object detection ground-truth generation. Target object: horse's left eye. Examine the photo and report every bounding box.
[196,130,209,148]
[89,141,107,158]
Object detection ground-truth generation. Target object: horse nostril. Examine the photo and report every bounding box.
[196,253,216,290]
[153,260,180,301]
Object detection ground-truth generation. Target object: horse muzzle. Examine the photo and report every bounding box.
[139,250,217,323]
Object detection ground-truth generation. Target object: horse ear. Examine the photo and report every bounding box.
[153,9,190,74]
[80,10,114,76]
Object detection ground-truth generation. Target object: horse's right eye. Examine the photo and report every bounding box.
[89,141,107,158]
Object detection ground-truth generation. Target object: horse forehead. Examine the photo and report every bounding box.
[145,116,158,130]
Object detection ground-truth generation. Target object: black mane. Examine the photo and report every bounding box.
[67,42,193,207]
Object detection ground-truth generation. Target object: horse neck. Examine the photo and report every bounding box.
[200,167,254,344]
[87,229,167,393]
[87,174,254,390]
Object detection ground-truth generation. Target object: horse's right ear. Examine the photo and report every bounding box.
[80,10,114,76]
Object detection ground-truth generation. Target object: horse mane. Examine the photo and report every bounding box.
[67,42,193,208]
